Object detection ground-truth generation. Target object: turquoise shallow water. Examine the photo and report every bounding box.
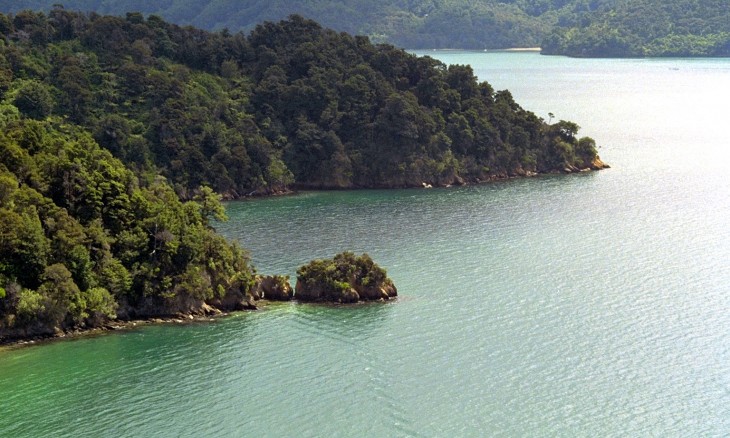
[2,53,729,437]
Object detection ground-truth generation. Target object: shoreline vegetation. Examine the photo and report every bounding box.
[244,157,609,200]
[2,253,397,347]
[0,11,607,345]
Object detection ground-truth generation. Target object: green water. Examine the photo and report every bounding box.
[2,53,729,437]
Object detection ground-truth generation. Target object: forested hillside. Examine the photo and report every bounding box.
[0,117,257,339]
[0,11,603,340]
[3,1,727,56]
[0,10,601,199]
[544,0,730,57]
[0,0,571,50]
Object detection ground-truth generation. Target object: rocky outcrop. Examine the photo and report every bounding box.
[0,320,60,342]
[353,281,398,301]
[208,288,254,312]
[294,252,397,303]
[559,155,611,174]
[253,275,294,301]
[590,155,610,170]
[2,255,398,344]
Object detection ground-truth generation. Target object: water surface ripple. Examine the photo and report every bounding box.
[2,53,729,437]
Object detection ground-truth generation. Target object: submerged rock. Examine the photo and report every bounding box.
[295,252,397,303]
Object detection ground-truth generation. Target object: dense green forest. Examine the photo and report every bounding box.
[543,0,730,57]
[0,10,602,340]
[0,10,601,198]
[2,1,728,56]
[0,117,257,339]
[0,0,562,49]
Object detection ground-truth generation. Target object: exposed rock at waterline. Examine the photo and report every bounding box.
[590,156,610,170]
[254,275,294,301]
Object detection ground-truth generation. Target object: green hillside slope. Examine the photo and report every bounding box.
[1,11,601,198]
[0,0,568,49]
[544,0,730,57]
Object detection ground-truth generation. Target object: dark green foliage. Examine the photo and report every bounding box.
[0,11,599,196]
[0,117,256,337]
[12,79,54,119]
[295,252,397,303]
[542,0,730,57]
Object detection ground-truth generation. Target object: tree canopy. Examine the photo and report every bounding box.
[0,11,600,199]
[295,252,397,303]
[0,11,603,340]
[0,116,256,339]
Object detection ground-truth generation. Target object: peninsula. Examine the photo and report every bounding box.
[0,12,604,343]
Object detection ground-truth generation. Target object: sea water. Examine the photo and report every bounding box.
[1,52,728,437]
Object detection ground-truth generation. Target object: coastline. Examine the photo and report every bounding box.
[0,303,278,350]
[234,157,610,199]
[2,163,608,347]
[414,47,542,53]
[1,310,232,350]
[0,297,403,350]
[501,47,542,52]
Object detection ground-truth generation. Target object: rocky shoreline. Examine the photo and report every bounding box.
[0,275,283,347]
[1,157,609,347]
[0,298,299,349]
[1,253,398,347]
[1,294,400,349]
[227,156,610,199]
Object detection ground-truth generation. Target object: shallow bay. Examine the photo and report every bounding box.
[2,53,729,437]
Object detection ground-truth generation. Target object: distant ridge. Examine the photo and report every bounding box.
[1,1,728,56]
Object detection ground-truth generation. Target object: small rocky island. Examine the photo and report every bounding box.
[294,252,397,303]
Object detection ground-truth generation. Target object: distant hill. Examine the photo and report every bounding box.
[543,0,730,57]
[1,1,727,55]
[0,0,567,50]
